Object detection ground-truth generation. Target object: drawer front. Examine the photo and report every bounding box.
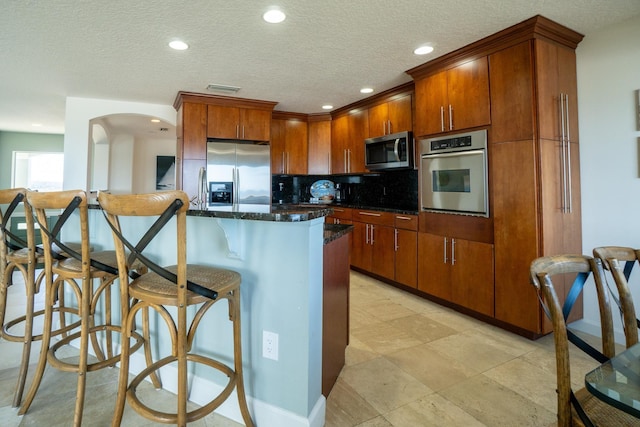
[330,207,352,221]
[394,214,418,230]
[352,210,394,227]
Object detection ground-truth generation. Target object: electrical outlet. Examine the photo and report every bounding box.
[262,330,279,361]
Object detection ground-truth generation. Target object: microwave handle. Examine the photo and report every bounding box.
[393,138,401,161]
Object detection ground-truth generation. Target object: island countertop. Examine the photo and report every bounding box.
[187,203,333,222]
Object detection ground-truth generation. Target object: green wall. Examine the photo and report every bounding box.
[0,131,64,189]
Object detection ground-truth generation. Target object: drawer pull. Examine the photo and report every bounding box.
[359,212,381,217]
[396,216,413,221]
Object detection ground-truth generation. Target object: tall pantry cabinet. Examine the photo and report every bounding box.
[488,18,584,335]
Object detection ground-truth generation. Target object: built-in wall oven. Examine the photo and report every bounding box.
[420,129,488,217]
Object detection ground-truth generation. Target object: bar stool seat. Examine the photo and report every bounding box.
[98,190,254,427]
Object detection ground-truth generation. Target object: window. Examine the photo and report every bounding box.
[12,151,64,191]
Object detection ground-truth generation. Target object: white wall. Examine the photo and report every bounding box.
[574,14,640,339]
[63,97,176,191]
[132,135,176,193]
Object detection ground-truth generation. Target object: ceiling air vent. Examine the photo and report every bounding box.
[206,84,241,93]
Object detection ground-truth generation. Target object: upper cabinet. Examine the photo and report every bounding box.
[271,113,308,175]
[307,115,332,174]
[207,105,272,142]
[367,94,412,138]
[411,57,490,137]
[331,109,368,174]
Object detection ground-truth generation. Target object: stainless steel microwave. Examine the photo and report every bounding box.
[365,131,413,171]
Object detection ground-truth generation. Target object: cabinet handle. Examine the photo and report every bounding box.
[565,94,573,213]
[443,237,448,264]
[242,125,245,139]
[328,153,331,174]
[440,106,445,132]
[382,121,386,135]
[394,229,399,251]
[282,152,286,174]
[449,104,453,130]
[334,208,345,212]
[365,224,369,244]
[451,238,456,265]
[388,120,392,135]
[343,149,347,172]
[236,124,240,139]
[370,224,375,245]
[395,216,412,221]
[287,152,290,174]
[347,149,352,172]
[359,212,381,217]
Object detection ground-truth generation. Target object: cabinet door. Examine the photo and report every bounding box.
[347,109,368,173]
[241,108,271,141]
[370,225,395,280]
[395,229,417,288]
[388,94,413,135]
[451,239,494,316]
[414,71,448,136]
[417,233,451,300]
[181,103,207,160]
[308,119,331,174]
[270,119,286,174]
[368,103,389,138]
[331,115,349,174]
[207,105,240,139]
[447,57,491,132]
[351,221,372,271]
[285,119,308,174]
[488,41,535,144]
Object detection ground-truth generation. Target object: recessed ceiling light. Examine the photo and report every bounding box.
[31,123,42,127]
[322,105,334,110]
[414,45,434,55]
[263,8,286,23]
[360,87,374,94]
[169,40,189,50]
[150,119,160,123]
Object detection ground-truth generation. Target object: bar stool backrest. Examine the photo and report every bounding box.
[0,188,34,263]
[593,246,640,348]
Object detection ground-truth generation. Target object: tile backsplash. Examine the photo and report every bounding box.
[272,169,418,211]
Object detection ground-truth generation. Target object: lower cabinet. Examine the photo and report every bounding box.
[351,210,418,288]
[417,233,495,317]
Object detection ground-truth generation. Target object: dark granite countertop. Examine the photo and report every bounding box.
[187,203,333,222]
[323,223,353,244]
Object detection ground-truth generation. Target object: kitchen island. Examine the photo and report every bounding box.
[86,202,351,427]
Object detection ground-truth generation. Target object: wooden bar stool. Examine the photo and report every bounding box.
[18,190,151,426]
[98,190,254,427]
[0,188,79,407]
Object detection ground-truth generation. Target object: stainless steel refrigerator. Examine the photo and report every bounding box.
[206,141,271,207]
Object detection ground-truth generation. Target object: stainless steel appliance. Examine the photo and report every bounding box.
[365,131,413,170]
[206,140,271,207]
[420,129,488,217]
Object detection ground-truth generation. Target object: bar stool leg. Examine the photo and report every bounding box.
[18,271,57,416]
[231,290,254,427]
[12,265,35,407]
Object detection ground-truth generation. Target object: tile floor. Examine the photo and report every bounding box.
[0,270,604,426]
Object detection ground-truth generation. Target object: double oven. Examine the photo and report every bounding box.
[420,129,488,217]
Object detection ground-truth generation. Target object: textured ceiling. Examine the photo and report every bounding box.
[1,0,640,135]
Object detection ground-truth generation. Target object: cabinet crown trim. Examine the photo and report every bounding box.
[174,91,278,111]
[406,15,584,80]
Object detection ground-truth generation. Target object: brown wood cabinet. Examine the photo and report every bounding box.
[271,115,308,174]
[417,232,494,316]
[325,207,352,225]
[393,214,418,288]
[173,92,277,201]
[307,116,332,174]
[368,94,412,137]
[207,105,271,142]
[412,57,490,137]
[330,110,368,173]
[489,29,583,335]
[175,102,207,200]
[322,229,351,396]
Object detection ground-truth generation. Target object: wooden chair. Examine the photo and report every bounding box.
[593,246,640,348]
[17,190,148,426]
[530,254,638,426]
[0,188,79,406]
[98,190,254,427]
